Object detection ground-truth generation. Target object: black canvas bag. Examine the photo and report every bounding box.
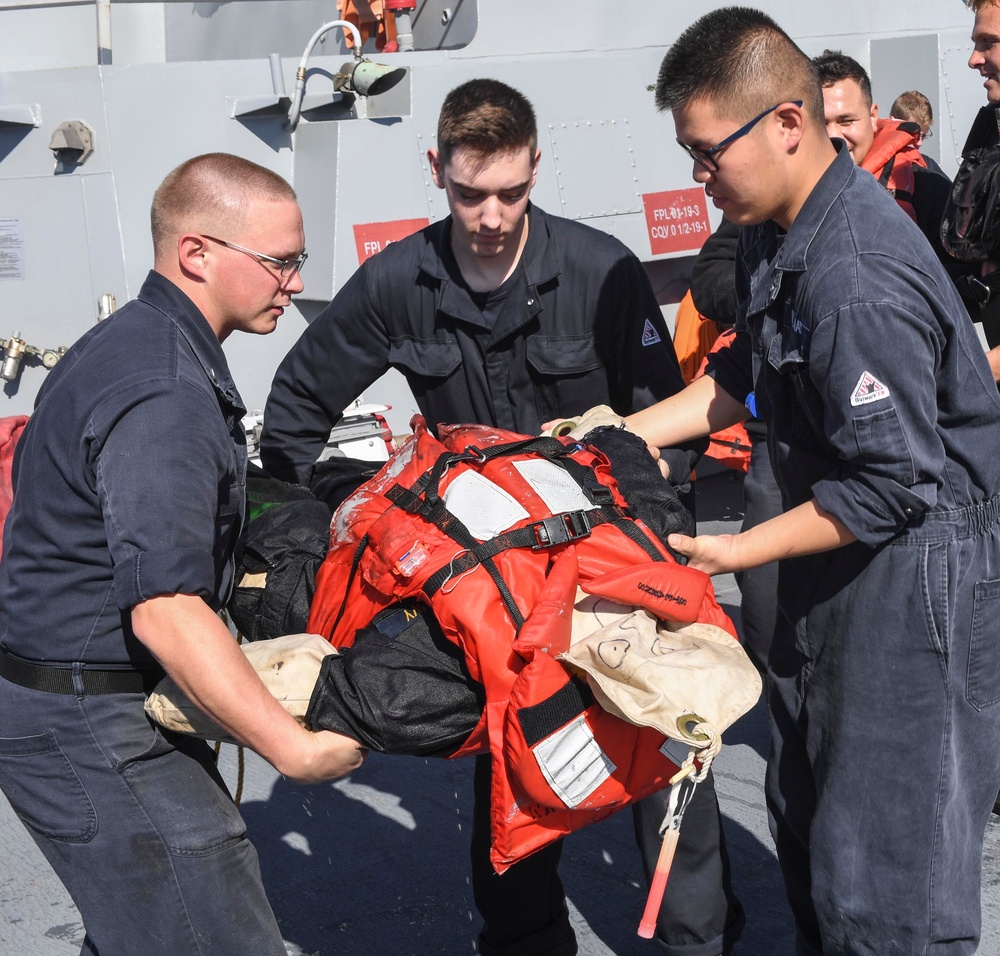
[228,468,332,642]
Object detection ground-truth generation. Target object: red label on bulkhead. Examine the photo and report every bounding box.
[642,189,712,255]
[353,218,430,264]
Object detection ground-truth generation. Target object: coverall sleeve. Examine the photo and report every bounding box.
[703,222,755,409]
[605,252,708,484]
[703,326,754,406]
[689,219,740,328]
[807,299,945,545]
[260,264,392,485]
[96,380,232,610]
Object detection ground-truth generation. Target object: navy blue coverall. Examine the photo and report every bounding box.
[261,203,741,956]
[710,142,1000,955]
[0,272,287,955]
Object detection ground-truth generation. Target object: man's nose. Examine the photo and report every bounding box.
[692,162,713,185]
[282,268,305,294]
[481,196,503,229]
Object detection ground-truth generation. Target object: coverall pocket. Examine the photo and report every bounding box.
[852,407,916,485]
[526,334,606,376]
[118,726,247,854]
[0,730,97,842]
[388,338,462,380]
[967,578,1000,710]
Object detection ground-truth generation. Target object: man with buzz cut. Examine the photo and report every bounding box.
[624,7,1000,955]
[262,78,743,956]
[0,153,366,955]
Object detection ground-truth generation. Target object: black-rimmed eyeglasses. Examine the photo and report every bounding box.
[203,234,308,278]
[677,100,804,172]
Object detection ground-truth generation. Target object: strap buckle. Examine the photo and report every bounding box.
[529,510,592,549]
[957,274,998,308]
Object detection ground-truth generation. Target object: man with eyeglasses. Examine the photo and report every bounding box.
[889,89,946,175]
[619,7,1000,955]
[261,79,743,956]
[0,152,365,955]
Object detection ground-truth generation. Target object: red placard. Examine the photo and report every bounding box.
[353,218,430,264]
[642,189,712,255]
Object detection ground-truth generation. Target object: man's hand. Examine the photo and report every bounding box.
[668,499,858,575]
[540,412,670,478]
[667,532,744,575]
[280,729,367,785]
[133,593,366,783]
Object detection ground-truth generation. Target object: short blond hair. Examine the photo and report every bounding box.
[890,91,932,132]
[150,153,296,260]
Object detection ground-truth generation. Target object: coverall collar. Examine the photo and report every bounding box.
[744,141,854,318]
[418,203,561,328]
[137,270,245,415]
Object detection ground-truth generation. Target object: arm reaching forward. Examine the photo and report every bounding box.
[132,593,366,783]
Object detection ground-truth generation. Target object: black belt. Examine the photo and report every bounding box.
[0,645,164,696]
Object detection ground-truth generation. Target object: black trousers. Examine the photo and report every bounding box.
[471,754,744,956]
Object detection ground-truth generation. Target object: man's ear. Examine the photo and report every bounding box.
[775,100,807,152]
[870,102,879,132]
[177,233,211,280]
[428,148,445,189]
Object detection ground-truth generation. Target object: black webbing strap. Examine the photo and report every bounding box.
[517,677,596,748]
[615,514,670,563]
[420,436,576,509]
[387,438,584,630]
[386,483,528,630]
[0,645,163,696]
[385,440,667,615]
[421,502,647,598]
[877,155,895,190]
[326,532,371,639]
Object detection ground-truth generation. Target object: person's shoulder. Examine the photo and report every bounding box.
[912,163,951,195]
[918,153,946,177]
[964,105,1000,154]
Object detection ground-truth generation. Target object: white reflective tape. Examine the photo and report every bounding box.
[442,470,529,540]
[514,459,592,515]
[533,715,616,808]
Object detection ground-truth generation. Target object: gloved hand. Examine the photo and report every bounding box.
[544,404,626,441]
[544,406,671,480]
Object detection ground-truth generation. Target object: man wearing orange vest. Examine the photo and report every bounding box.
[814,50,952,254]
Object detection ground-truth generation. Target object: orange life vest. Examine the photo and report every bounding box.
[336,0,397,51]
[672,290,722,386]
[861,118,927,223]
[307,418,738,871]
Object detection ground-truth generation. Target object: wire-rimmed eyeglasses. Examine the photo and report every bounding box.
[203,234,308,279]
[676,100,804,172]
